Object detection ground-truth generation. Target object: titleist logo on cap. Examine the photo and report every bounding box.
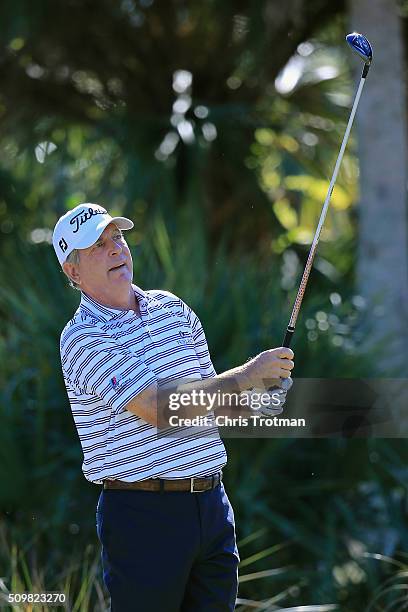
[70,207,106,234]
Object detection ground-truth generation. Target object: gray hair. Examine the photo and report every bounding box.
[65,249,81,290]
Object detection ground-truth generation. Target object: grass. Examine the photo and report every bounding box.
[0,520,107,611]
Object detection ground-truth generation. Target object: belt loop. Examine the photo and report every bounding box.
[159,479,164,494]
[211,475,214,489]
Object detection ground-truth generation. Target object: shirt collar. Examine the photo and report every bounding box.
[79,284,148,322]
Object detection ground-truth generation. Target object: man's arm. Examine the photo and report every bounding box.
[124,347,294,427]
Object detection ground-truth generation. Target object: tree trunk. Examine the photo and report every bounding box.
[349,0,408,375]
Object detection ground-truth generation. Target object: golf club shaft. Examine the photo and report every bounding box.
[282,63,370,349]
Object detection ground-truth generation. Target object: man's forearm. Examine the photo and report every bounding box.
[158,364,251,421]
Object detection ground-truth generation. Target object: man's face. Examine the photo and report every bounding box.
[65,223,133,300]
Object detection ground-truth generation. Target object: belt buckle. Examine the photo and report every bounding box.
[190,477,205,493]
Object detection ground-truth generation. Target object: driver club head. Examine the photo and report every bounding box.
[346,32,373,65]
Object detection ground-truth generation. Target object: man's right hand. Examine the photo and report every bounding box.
[243,347,294,388]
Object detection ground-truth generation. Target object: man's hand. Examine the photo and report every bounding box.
[240,376,293,417]
[243,347,294,389]
[261,376,293,416]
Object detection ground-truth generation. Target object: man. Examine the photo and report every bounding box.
[52,202,294,612]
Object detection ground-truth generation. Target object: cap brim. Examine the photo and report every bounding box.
[74,216,134,250]
[110,216,134,231]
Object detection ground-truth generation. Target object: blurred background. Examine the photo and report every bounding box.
[1,0,408,610]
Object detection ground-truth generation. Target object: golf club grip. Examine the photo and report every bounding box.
[282,326,295,348]
[265,328,294,394]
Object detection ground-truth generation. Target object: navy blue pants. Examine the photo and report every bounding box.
[95,482,239,611]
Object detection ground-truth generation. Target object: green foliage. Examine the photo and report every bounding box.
[0,1,354,261]
[224,437,408,608]
[0,523,107,611]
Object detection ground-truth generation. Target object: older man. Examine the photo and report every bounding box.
[52,203,294,612]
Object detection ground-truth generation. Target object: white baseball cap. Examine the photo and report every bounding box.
[52,203,134,266]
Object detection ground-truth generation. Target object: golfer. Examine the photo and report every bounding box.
[52,203,294,612]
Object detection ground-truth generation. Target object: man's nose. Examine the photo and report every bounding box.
[108,237,123,255]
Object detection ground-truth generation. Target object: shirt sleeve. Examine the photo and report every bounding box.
[146,289,218,379]
[188,308,217,378]
[60,323,157,415]
[164,293,217,378]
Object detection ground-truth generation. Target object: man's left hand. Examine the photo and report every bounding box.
[241,377,293,416]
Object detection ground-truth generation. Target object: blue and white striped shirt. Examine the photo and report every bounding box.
[60,285,227,483]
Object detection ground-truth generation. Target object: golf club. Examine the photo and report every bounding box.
[281,32,373,349]
[245,33,372,416]
[258,33,373,415]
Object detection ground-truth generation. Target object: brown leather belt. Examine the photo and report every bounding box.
[103,472,222,493]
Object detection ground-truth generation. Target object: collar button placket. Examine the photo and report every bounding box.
[139,301,153,339]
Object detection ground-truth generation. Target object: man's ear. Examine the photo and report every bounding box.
[62,261,81,284]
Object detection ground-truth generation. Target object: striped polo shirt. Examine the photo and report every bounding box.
[60,284,227,484]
